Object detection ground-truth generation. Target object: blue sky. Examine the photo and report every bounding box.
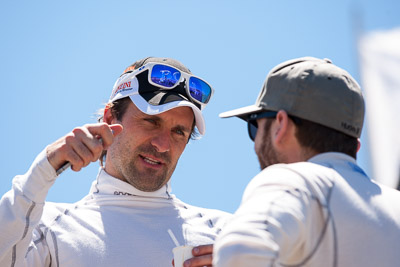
[1,0,399,214]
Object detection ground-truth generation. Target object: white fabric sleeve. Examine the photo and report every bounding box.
[0,148,57,266]
[213,167,313,267]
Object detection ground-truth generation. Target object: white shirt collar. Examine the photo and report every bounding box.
[308,152,357,166]
[89,167,173,199]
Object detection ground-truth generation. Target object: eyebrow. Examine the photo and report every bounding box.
[144,114,192,134]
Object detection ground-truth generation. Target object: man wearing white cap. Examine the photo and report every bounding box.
[213,57,400,266]
[0,57,230,266]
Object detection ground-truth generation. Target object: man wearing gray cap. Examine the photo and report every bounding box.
[0,57,230,266]
[213,57,400,266]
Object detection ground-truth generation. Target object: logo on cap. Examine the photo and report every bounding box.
[341,122,361,136]
[113,81,133,97]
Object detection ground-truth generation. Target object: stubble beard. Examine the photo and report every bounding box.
[256,119,284,170]
[114,143,176,192]
[258,134,280,170]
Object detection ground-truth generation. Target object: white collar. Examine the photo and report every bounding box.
[89,167,173,199]
[308,152,357,165]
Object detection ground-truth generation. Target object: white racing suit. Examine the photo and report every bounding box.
[0,149,231,266]
[214,152,400,267]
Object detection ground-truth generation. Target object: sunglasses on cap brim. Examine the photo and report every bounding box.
[124,62,214,108]
[247,111,278,141]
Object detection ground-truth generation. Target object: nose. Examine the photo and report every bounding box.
[150,130,171,153]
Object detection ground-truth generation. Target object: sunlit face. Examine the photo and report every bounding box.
[105,102,194,191]
[254,118,281,170]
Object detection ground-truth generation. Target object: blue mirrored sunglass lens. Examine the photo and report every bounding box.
[188,77,212,103]
[151,64,181,88]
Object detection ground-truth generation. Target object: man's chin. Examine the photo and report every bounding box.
[126,173,169,192]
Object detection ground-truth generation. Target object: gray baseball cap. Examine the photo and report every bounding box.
[219,57,365,138]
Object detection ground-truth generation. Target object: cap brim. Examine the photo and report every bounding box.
[129,93,206,135]
[219,105,263,121]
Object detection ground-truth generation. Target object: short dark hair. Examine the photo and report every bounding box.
[292,116,358,159]
[107,97,132,122]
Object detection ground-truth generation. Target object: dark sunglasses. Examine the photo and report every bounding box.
[247,111,278,141]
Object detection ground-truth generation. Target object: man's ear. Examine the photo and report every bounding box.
[103,104,115,125]
[272,110,291,146]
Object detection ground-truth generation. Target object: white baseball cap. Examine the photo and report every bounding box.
[109,57,209,135]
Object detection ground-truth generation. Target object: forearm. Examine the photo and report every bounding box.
[0,149,56,265]
[213,208,282,266]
